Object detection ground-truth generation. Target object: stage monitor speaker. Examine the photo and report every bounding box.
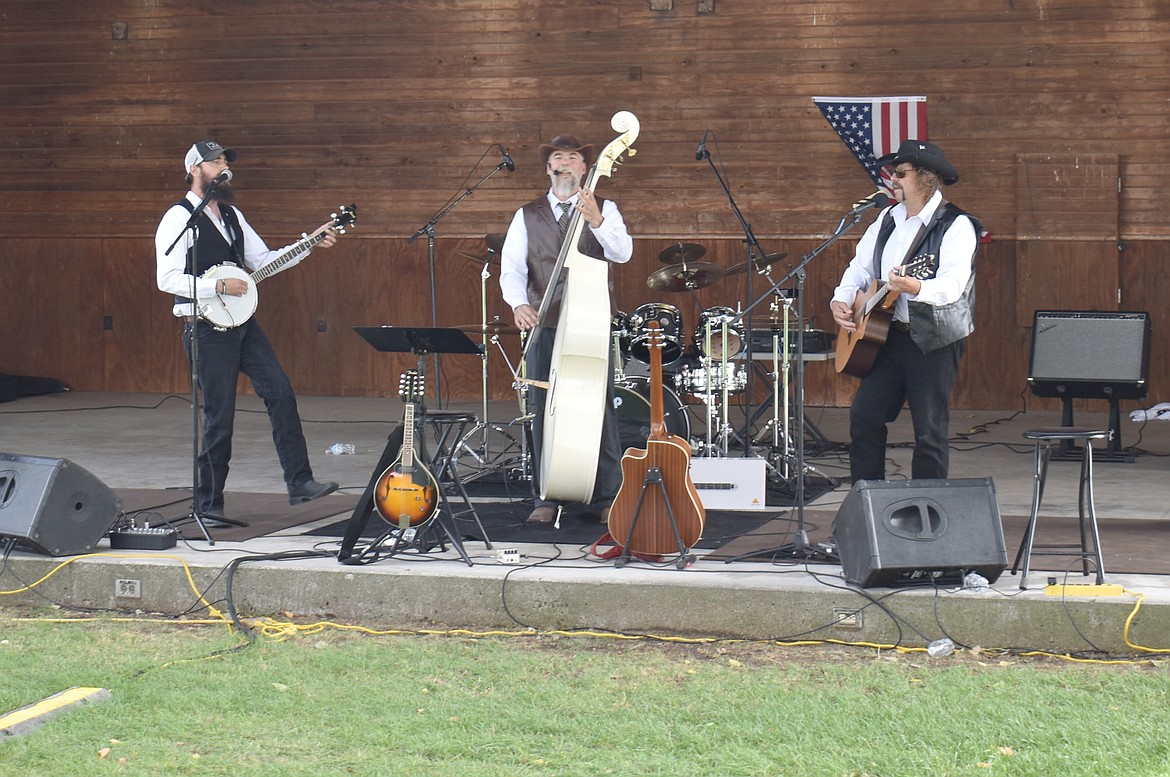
[1028,310,1150,400]
[0,453,122,556]
[833,478,1007,588]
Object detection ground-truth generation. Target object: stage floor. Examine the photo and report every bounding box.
[2,391,1169,654]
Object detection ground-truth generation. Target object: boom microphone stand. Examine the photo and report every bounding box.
[695,131,776,455]
[162,174,242,544]
[408,145,515,405]
[725,202,873,561]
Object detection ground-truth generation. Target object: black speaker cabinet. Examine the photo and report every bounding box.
[833,478,1007,588]
[0,453,122,556]
[1028,310,1150,400]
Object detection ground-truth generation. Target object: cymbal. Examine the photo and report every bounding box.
[723,252,789,275]
[456,320,521,337]
[657,242,706,264]
[456,249,500,265]
[485,233,506,254]
[646,262,724,293]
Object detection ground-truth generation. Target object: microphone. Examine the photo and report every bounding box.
[695,130,711,161]
[499,144,515,172]
[849,191,889,213]
[209,169,233,187]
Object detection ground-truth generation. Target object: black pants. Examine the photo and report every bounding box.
[848,327,967,483]
[525,326,623,509]
[184,318,314,512]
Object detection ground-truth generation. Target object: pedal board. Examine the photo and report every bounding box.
[108,527,178,551]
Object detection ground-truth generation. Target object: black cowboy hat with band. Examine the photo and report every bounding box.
[876,139,960,185]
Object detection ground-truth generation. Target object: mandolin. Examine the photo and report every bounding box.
[374,370,438,530]
[199,204,357,330]
[834,252,938,378]
[607,322,705,555]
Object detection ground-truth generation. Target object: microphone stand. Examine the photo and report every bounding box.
[163,179,238,544]
[407,157,512,406]
[725,206,869,561]
[697,144,774,456]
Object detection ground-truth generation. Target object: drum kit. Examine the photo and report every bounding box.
[443,235,817,485]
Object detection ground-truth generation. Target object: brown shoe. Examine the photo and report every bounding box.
[599,505,611,524]
[527,506,557,525]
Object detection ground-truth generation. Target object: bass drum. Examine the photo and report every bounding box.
[612,376,691,452]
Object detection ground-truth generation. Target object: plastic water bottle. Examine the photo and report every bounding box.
[326,443,356,455]
[963,572,990,593]
[926,637,955,658]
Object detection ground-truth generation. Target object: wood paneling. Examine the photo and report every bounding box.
[1,0,1168,412]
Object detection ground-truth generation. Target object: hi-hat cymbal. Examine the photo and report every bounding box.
[657,242,707,264]
[723,252,789,275]
[485,233,506,253]
[456,249,500,266]
[647,262,724,293]
[456,320,521,337]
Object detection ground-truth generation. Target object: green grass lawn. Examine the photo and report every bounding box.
[1,609,1168,776]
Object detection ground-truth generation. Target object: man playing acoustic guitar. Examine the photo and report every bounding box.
[829,140,982,484]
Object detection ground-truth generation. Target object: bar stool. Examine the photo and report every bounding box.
[1011,427,1107,589]
[426,410,492,548]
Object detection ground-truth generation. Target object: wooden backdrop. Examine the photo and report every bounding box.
[1,0,1167,416]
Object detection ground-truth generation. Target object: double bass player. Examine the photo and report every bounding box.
[499,133,633,525]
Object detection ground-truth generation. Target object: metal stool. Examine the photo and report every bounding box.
[426,411,492,548]
[1011,427,1107,589]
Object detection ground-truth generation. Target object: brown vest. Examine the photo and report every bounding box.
[521,195,613,327]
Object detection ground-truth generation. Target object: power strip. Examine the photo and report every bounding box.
[495,548,521,565]
[108,527,178,551]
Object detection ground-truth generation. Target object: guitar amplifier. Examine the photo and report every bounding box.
[746,328,834,355]
[690,458,767,511]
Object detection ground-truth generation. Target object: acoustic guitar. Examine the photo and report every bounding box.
[834,252,938,378]
[607,322,705,556]
[198,204,357,330]
[374,370,438,530]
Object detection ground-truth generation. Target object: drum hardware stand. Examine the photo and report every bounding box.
[451,331,534,484]
[407,147,513,404]
[340,326,486,566]
[725,209,867,561]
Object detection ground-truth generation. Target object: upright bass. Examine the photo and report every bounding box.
[525,111,640,504]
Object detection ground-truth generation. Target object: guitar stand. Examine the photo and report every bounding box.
[614,467,695,570]
[337,326,484,566]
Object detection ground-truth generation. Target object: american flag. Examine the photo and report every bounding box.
[812,96,927,194]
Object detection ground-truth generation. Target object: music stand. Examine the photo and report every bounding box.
[338,326,483,565]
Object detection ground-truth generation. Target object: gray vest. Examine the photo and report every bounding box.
[872,202,982,354]
[521,196,611,327]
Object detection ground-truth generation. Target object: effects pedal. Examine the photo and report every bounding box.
[108,526,178,551]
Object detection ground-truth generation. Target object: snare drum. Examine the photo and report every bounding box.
[674,359,749,395]
[629,303,683,365]
[694,306,744,358]
[612,376,691,451]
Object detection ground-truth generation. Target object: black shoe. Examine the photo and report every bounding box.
[288,479,339,505]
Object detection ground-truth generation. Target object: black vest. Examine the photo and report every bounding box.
[172,199,246,306]
[520,196,611,327]
[871,201,982,353]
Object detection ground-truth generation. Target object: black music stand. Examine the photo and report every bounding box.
[338,326,483,566]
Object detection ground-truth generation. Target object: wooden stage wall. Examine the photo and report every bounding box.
[1,1,1167,413]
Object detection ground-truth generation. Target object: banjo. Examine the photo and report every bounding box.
[197,204,357,330]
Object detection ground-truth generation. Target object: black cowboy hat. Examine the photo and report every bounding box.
[875,139,960,185]
[539,134,596,168]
